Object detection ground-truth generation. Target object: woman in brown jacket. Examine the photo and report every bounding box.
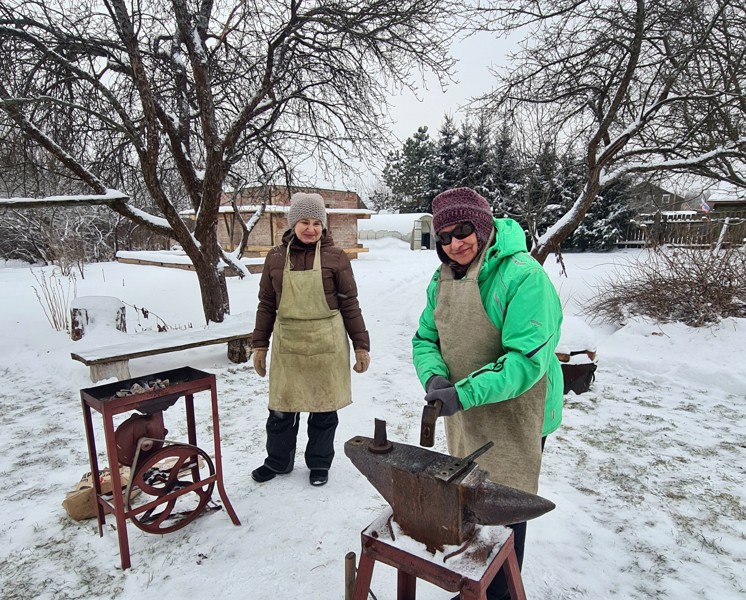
[251,192,370,486]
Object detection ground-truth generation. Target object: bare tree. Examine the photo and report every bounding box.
[473,0,746,264]
[0,0,461,322]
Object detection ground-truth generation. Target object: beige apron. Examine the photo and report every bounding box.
[268,241,351,413]
[435,237,545,494]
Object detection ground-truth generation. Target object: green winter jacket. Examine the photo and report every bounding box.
[412,218,564,436]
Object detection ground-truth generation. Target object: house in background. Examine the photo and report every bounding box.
[698,186,746,215]
[627,181,691,213]
[183,185,373,259]
[619,182,746,248]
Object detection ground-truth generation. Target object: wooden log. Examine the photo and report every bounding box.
[227,338,252,363]
[70,297,127,341]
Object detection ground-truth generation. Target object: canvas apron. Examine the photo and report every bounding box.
[268,242,351,413]
[434,239,545,494]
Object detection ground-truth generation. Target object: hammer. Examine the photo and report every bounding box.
[419,399,442,447]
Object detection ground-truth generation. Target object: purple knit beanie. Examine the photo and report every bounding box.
[431,187,494,245]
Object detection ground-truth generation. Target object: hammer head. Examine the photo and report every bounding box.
[419,399,442,447]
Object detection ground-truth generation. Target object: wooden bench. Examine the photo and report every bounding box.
[71,320,252,382]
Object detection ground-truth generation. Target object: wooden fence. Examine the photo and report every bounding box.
[618,210,746,248]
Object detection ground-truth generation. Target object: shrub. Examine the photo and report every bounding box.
[31,268,77,332]
[584,246,746,327]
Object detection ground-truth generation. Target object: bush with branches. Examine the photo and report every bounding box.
[31,268,77,332]
[585,247,746,327]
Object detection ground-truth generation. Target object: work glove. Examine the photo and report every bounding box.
[353,349,370,374]
[424,386,463,417]
[426,375,452,393]
[252,348,268,377]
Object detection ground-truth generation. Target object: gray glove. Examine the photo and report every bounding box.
[424,386,463,417]
[426,375,451,393]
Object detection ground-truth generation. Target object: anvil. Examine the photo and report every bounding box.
[344,423,555,552]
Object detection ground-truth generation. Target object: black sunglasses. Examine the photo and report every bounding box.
[435,222,475,245]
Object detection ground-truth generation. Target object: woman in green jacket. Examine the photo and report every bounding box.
[412,187,563,600]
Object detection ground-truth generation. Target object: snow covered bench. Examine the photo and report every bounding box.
[71,320,252,382]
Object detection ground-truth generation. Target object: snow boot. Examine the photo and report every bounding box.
[309,469,328,486]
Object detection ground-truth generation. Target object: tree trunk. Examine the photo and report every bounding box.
[192,260,230,324]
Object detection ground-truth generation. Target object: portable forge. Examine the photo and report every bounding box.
[79,366,240,570]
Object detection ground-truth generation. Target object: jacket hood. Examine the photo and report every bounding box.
[487,218,529,260]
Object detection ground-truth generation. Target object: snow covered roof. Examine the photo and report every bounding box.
[0,190,129,208]
[179,205,374,216]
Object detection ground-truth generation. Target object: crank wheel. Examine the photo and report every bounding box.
[127,443,215,534]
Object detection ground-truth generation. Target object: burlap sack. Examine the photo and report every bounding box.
[62,466,138,521]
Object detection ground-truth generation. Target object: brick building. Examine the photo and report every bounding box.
[187,186,373,259]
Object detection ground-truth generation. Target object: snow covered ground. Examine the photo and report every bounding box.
[0,238,744,599]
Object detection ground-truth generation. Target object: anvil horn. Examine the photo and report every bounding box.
[344,432,555,552]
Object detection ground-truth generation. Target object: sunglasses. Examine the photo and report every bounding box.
[435,223,475,245]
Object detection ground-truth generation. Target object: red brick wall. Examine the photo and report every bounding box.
[329,214,359,247]
[216,186,365,252]
[225,186,361,210]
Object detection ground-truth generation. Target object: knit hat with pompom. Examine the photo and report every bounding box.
[287,192,327,229]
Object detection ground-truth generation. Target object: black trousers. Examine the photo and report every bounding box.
[486,435,548,600]
[262,410,339,472]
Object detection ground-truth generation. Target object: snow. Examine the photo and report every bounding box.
[0,190,129,206]
[116,250,265,268]
[358,213,432,235]
[180,205,375,216]
[363,508,512,581]
[71,312,253,362]
[126,205,172,230]
[0,241,744,599]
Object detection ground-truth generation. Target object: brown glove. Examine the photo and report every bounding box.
[253,348,268,377]
[353,349,370,374]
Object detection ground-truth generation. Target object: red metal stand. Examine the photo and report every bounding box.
[80,366,240,570]
[352,510,527,600]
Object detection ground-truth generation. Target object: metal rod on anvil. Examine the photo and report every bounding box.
[368,418,393,454]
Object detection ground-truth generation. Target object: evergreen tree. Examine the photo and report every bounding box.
[491,120,521,216]
[381,126,436,212]
[564,177,636,251]
[455,121,475,188]
[434,115,460,200]
[528,141,562,245]
[471,115,495,203]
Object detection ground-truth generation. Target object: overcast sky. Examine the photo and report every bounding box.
[318,30,520,196]
[385,30,518,143]
[300,30,521,196]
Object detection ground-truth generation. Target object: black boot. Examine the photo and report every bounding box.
[305,411,339,471]
[252,464,293,483]
[309,469,328,486]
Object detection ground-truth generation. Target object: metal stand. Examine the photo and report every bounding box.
[80,366,240,570]
[352,510,527,600]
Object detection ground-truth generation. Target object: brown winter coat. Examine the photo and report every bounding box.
[252,230,370,351]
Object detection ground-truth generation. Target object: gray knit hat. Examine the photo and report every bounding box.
[287,192,327,229]
[432,187,494,245]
